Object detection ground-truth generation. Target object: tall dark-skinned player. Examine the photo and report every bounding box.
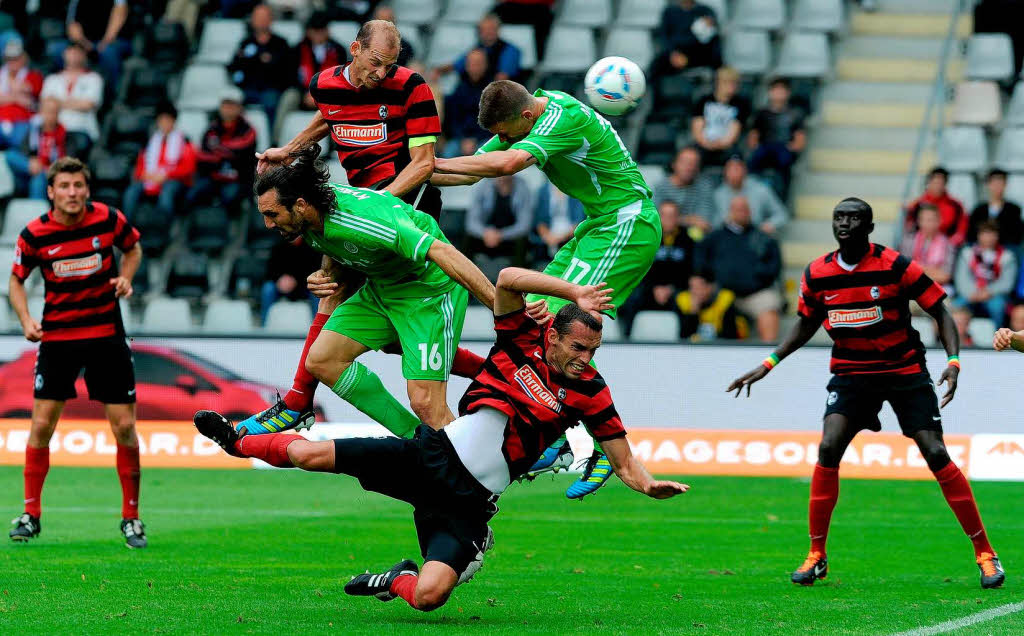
[727,197,1004,590]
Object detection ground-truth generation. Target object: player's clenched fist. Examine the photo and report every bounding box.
[993,327,1021,352]
[306,269,339,298]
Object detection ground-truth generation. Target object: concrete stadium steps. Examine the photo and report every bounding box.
[795,195,901,222]
[810,124,922,151]
[821,101,944,128]
[850,12,971,39]
[836,58,963,83]
[808,148,934,175]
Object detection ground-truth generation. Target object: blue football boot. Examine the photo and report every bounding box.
[565,451,614,499]
[236,395,315,435]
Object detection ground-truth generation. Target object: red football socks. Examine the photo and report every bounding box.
[282,312,330,412]
[933,461,994,556]
[451,347,485,379]
[808,464,839,554]
[234,433,303,468]
[390,573,419,609]
[23,445,49,518]
[116,444,141,519]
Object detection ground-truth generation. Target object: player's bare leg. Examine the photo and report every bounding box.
[912,429,1004,588]
[105,403,146,548]
[792,413,859,585]
[11,399,63,541]
[407,379,454,429]
[305,330,421,438]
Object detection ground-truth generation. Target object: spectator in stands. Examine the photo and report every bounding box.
[260,236,322,324]
[747,77,806,200]
[187,87,258,213]
[904,167,969,246]
[294,11,346,112]
[0,39,42,150]
[122,101,197,222]
[492,0,554,61]
[952,305,973,347]
[713,155,788,234]
[432,14,521,84]
[899,203,956,296]
[698,194,782,342]
[5,97,65,200]
[653,145,716,236]
[953,221,1017,326]
[1010,303,1024,333]
[651,0,722,81]
[443,49,491,157]
[465,174,534,279]
[676,271,747,341]
[533,181,584,262]
[327,0,378,23]
[969,168,1023,246]
[373,4,415,66]
[40,44,103,157]
[228,3,294,129]
[51,0,131,97]
[619,200,694,335]
[691,66,749,170]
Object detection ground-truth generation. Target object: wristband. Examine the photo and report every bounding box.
[947,355,960,369]
[762,353,780,370]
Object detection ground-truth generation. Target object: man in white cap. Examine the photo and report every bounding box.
[186,86,258,213]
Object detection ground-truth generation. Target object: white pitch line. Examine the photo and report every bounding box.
[890,600,1024,636]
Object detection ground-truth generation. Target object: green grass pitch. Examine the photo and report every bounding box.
[0,466,1021,634]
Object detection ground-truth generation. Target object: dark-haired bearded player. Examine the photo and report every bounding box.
[193,267,686,612]
[727,197,1004,590]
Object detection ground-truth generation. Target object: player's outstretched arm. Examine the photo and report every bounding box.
[600,437,688,499]
[727,313,821,397]
[384,142,435,198]
[430,173,482,187]
[434,150,536,178]
[256,111,330,173]
[994,328,1024,353]
[926,301,960,408]
[426,241,496,310]
[494,267,614,317]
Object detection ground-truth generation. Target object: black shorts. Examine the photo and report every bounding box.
[34,336,136,403]
[332,425,497,574]
[371,178,442,221]
[823,372,941,436]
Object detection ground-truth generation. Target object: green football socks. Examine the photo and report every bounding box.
[332,362,420,439]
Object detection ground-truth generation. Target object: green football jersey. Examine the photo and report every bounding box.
[303,183,456,299]
[477,89,652,219]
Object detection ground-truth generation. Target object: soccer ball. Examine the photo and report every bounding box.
[584,56,647,116]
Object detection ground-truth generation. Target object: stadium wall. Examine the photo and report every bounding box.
[0,337,1020,480]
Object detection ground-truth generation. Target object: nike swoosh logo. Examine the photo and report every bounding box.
[127,389,136,396]
[533,351,542,359]
[814,563,826,576]
[48,247,61,255]
[825,294,839,300]
[328,108,343,115]
[932,416,941,421]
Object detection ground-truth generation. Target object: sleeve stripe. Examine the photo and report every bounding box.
[328,216,396,243]
[337,212,398,240]
[516,140,548,161]
[413,232,430,258]
[534,103,563,136]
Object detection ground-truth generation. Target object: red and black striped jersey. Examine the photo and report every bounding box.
[798,244,946,376]
[309,64,441,188]
[458,308,626,479]
[12,202,140,342]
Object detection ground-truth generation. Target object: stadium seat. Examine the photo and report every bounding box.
[131,257,151,297]
[0,153,15,199]
[702,0,728,23]
[203,299,256,333]
[1,199,44,246]
[177,110,209,145]
[724,29,771,76]
[630,311,679,342]
[328,21,359,47]
[0,298,11,332]
[501,24,538,70]
[460,306,495,340]
[791,0,843,33]
[615,0,667,29]
[187,207,231,254]
[246,205,279,250]
[119,299,135,331]
[392,0,441,27]
[441,0,491,23]
[602,317,624,343]
[426,23,477,69]
[280,111,329,154]
[102,107,151,157]
[937,127,988,173]
[994,128,1024,172]
[177,65,232,112]
[946,173,978,210]
[196,18,246,65]
[637,121,678,166]
[773,32,830,79]
[271,20,303,46]
[264,300,313,334]
[966,33,1015,82]
[967,317,996,347]
[540,26,596,74]
[911,316,937,347]
[603,28,656,70]
[440,181,477,212]
[118,64,171,108]
[140,297,194,334]
[1005,173,1024,205]
[229,250,271,298]
[638,164,666,189]
[27,294,43,320]
[952,81,1001,127]
[0,247,13,294]
[133,203,172,255]
[733,0,786,31]
[167,251,210,299]
[244,108,271,151]
[558,0,612,27]
[1004,82,1024,127]
[327,157,348,184]
[90,154,133,208]
[144,20,189,71]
